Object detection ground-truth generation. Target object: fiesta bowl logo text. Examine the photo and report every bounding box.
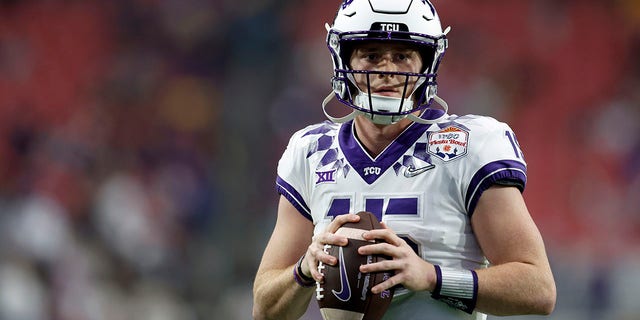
[428,126,469,162]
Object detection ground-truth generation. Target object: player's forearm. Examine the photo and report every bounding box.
[475,261,556,316]
[252,267,314,320]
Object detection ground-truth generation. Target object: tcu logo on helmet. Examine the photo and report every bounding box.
[342,0,354,9]
[380,23,400,31]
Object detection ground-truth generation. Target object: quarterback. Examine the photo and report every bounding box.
[253,0,556,319]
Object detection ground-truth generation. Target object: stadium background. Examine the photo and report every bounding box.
[0,0,638,319]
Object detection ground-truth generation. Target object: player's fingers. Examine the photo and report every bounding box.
[361,260,424,293]
[307,243,340,281]
[364,228,393,238]
[318,247,339,266]
[304,252,322,281]
[314,232,348,247]
[358,241,404,257]
[380,221,394,231]
[371,273,402,295]
[358,258,396,274]
[314,214,360,246]
[312,245,344,282]
[309,242,338,265]
[308,259,326,282]
[325,213,360,233]
[361,229,402,246]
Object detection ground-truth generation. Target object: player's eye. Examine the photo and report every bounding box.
[365,53,379,61]
[396,50,418,63]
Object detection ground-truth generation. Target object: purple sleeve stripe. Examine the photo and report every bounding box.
[465,160,527,216]
[470,269,479,312]
[276,176,313,221]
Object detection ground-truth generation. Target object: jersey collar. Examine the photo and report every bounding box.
[338,110,442,185]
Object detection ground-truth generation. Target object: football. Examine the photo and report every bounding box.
[316,211,395,320]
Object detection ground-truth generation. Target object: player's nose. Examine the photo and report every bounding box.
[376,53,398,76]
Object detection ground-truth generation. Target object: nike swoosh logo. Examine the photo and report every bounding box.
[403,164,436,178]
[332,247,351,302]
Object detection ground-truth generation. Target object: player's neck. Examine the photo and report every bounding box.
[354,116,413,158]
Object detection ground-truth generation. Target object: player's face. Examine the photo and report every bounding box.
[349,42,423,99]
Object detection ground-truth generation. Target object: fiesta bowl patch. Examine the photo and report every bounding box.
[428,126,469,162]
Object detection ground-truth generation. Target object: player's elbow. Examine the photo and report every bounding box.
[251,286,284,320]
[252,287,272,320]
[252,296,276,320]
[533,276,557,315]
[541,283,557,315]
[252,302,291,320]
[252,282,267,320]
[533,292,556,316]
[252,304,266,320]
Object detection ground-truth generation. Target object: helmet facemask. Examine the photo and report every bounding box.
[322,0,450,125]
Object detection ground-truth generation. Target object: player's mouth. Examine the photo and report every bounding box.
[372,86,401,97]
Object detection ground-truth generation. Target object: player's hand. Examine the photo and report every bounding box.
[357,222,437,294]
[301,213,361,282]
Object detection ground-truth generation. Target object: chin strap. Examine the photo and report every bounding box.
[405,94,449,124]
[322,92,449,125]
[322,92,358,123]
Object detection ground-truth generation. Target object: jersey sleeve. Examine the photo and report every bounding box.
[276,129,313,221]
[463,120,527,216]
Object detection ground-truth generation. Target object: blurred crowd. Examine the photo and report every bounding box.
[0,0,638,319]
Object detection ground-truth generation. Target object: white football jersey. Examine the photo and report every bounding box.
[276,114,527,320]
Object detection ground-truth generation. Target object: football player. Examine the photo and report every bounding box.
[253,0,556,319]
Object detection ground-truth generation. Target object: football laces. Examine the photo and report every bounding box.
[316,244,332,300]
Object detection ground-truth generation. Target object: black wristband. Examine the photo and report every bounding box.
[293,254,315,287]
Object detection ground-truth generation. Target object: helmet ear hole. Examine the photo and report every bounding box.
[346,81,359,98]
[413,83,428,105]
[339,42,354,69]
[418,47,436,73]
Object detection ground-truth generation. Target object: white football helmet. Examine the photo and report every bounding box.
[323,0,449,125]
